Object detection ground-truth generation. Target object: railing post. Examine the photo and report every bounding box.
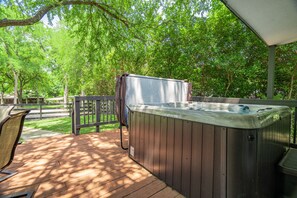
[95,99,101,132]
[72,96,81,135]
[293,107,297,144]
[71,102,75,134]
[71,106,74,134]
[68,103,72,117]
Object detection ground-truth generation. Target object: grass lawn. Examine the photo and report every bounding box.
[24,117,119,134]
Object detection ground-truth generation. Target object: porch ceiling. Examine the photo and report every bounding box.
[221,0,297,46]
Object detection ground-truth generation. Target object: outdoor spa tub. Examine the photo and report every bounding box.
[128,102,291,198]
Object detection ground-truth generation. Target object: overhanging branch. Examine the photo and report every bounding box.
[0,0,129,27]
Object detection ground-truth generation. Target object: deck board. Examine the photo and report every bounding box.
[0,129,183,198]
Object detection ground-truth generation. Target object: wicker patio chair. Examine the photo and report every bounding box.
[0,108,33,198]
[0,108,30,181]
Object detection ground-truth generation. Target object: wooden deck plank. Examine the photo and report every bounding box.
[101,176,157,198]
[124,179,167,198]
[0,129,182,198]
[150,187,184,198]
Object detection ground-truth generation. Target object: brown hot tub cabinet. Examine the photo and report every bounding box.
[128,102,290,198]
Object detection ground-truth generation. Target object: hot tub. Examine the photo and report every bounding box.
[128,102,291,198]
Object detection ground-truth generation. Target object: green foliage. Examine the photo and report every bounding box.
[0,23,50,102]
[0,0,297,100]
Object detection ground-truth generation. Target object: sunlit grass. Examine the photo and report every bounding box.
[24,117,119,134]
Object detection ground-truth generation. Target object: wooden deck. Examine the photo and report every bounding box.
[0,129,183,198]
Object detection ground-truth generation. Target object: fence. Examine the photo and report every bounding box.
[1,103,72,119]
[71,96,118,135]
[192,96,297,145]
[4,96,295,140]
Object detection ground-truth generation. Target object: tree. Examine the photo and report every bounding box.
[0,24,48,103]
[173,0,268,98]
[276,43,297,99]
[1,0,296,100]
[48,26,85,101]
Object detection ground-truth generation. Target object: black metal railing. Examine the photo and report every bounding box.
[71,96,118,135]
[192,96,297,145]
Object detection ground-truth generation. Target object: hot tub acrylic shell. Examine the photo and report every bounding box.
[128,102,291,198]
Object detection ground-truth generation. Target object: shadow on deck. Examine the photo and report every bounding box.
[0,129,183,198]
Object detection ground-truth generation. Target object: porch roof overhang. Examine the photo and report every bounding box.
[220,0,297,46]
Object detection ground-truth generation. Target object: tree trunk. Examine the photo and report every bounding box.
[201,64,205,96]
[18,78,23,104]
[288,75,294,99]
[288,64,297,99]
[13,70,18,104]
[0,92,4,104]
[224,72,233,97]
[18,87,23,104]
[64,77,68,107]
[36,91,39,104]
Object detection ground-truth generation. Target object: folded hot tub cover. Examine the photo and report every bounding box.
[115,74,192,126]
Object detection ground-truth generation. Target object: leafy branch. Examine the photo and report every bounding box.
[0,0,129,27]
